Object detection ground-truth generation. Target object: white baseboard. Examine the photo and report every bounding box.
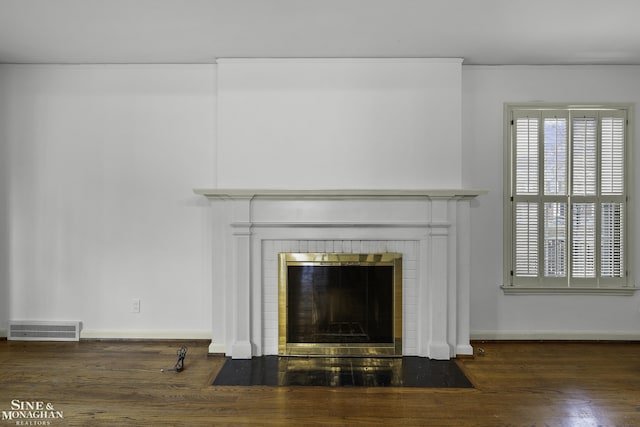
[208,342,226,354]
[471,330,640,341]
[456,344,474,355]
[80,329,211,340]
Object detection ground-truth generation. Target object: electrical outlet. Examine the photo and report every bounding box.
[132,298,141,313]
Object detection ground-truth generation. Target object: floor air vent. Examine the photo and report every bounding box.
[8,321,81,341]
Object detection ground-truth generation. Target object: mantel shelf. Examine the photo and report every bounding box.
[193,188,487,200]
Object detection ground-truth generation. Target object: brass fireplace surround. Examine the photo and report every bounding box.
[278,252,402,357]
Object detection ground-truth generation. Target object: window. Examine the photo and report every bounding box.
[503,104,635,294]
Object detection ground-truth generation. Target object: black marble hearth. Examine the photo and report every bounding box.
[212,356,473,388]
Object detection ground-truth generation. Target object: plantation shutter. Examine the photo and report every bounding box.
[599,111,626,283]
[512,111,541,285]
[570,112,598,282]
[542,112,568,282]
[507,106,629,290]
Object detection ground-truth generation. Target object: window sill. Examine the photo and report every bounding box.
[501,286,637,296]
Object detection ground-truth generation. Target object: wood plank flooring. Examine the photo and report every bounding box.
[1,339,640,426]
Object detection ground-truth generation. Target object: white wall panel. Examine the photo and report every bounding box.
[216,58,462,190]
[1,64,215,336]
[462,65,640,339]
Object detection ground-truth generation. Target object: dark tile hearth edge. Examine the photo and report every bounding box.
[212,356,473,388]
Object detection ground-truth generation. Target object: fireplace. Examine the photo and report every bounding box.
[278,253,402,356]
[194,188,484,360]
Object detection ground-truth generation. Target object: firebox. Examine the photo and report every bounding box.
[278,253,402,356]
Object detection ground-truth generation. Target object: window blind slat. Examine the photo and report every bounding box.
[544,117,567,195]
[601,202,624,277]
[515,202,538,277]
[544,202,567,277]
[515,118,539,195]
[572,118,597,196]
[572,203,596,278]
[601,117,625,195]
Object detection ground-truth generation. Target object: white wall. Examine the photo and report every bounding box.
[0,64,215,338]
[3,62,639,341]
[216,58,463,189]
[463,65,640,339]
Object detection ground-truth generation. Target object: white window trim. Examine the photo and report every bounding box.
[502,103,636,295]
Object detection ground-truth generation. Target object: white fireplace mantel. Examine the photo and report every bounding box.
[195,188,486,360]
[194,188,485,200]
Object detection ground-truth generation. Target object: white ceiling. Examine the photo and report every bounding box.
[2,0,640,65]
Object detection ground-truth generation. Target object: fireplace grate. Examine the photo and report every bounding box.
[314,322,369,340]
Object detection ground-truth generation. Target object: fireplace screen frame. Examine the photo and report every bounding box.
[278,252,402,357]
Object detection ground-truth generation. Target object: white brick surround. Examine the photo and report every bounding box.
[261,239,419,355]
[195,189,484,360]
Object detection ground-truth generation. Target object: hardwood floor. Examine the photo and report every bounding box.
[1,339,640,426]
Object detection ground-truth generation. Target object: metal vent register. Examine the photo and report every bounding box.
[8,321,81,341]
